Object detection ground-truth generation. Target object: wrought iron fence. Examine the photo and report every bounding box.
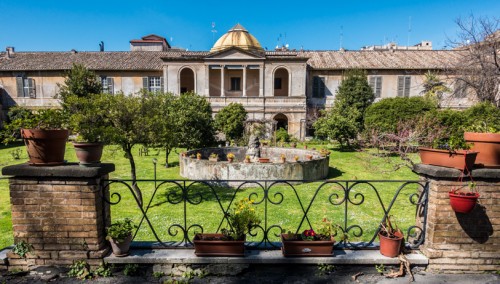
[100,176,429,250]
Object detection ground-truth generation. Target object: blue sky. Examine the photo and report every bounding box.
[1,1,498,52]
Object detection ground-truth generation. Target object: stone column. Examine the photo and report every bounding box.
[259,65,264,97]
[220,65,225,97]
[2,163,115,270]
[413,164,500,273]
[242,65,247,97]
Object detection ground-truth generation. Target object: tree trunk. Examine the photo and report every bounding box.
[124,144,143,207]
[164,147,171,168]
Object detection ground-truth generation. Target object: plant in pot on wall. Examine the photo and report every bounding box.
[2,107,69,166]
[418,135,478,172]
[209,153,219,162]
[226,152,235,163]
[193,198,261,257]
[378,216,404,258]
[449,181,480,214]
[106,218,137,257]
[281,217,338,257]
[464,122,500,169]
[66,94,113,166]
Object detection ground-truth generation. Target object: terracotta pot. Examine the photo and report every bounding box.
[228,157,234,163]
[193,234,245,257]
[281,234,335,257]
[378,231,403,258]
[209,157,219,162]
[449,191,480,213]
[418,147,478,171]
[280,157,286,163]
[464,132,500,168]
[73,142,103,166]
[21,129,69,166]
[259,158,270,163]
[109,234,132,257]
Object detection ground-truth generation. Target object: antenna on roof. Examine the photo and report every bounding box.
[99,41,104,52]
[339,25,343,50]
[407,16,412,47]
[211,22,217,44]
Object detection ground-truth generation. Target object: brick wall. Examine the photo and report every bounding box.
[414,164,500,273]
[3,164,114,270]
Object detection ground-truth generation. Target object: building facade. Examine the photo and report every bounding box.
[0,24,474,139]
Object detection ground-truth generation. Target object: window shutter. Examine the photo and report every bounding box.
[404,76,411,97]
[107,77,114,94]
[28,78,36,98]
[142,77,149,90]
[160,77,164,92]
[312,76,319,97]
[16,77,24,97]
[376,77,382,98]
[397,76,404,97]
[318,77,325,98]
[369,77,376,89]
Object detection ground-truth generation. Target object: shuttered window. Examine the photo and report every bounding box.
[369,76,382,98]
[101,76,114,94]
[16,77,36,98]
[142,76,163,93]
[397,76,411,97]
[312,76,325,98]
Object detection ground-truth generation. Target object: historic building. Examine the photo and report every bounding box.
[0,24,473,139]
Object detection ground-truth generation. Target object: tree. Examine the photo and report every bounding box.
[58,64,102,107]
[448,15,500,106]
[147,92,176,167]
[172,92,215,150]
[214,103,247,142]
[313,69,374,147]
[420,71,451,106]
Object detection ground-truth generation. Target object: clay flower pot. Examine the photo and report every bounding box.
[21,129,69,166]
[378,231,404,258]
[109,234,133,257]
[73,142,104,166]
[464,132,500,168]
[193,234,245,257]
[418,147,478,171]
[259,158,270,163]
[449,191,480,213]
[281,234,335,257]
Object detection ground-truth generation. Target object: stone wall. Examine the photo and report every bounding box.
[2,163,114,270]
[414,164,500,273]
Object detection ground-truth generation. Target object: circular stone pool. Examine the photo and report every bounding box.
[179,147,329,187]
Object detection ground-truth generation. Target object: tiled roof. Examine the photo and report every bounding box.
[302,50,463,70]
[0,49,464,71]
[0,51,168,71]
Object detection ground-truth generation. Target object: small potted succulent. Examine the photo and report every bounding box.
[106,218,137,257]
[193,198,261,256]
[319,148,331,157]
[227,152,235,163]
[196,152,202,160]
[244,155,251,163]
[280,153,286,163]
[209,153,219,162]
[281,217,337,257]
[294,155,299,162]
[2,107,69,166]
[378,216,404,258]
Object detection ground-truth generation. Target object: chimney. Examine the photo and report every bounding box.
[6,46,15,58]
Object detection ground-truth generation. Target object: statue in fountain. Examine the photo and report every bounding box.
[246,134,261,161]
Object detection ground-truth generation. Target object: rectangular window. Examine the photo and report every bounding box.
[142,76,163,93]
[369,76,382,98]
[312,76,325,98]
[230,77,241,91]
[397,76,411,97]
[453,80,468,98]
[101,76,114,94]
[16,76,36,98]
[274,78,282,89]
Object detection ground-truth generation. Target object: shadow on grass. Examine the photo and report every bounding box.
[327,167,344,179]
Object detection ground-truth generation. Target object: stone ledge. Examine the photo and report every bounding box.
[413,164,500,180]
[2,163,115,178]
[105,249,428,265]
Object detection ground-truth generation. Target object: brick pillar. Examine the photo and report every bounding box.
[2,163,115,270]
[414,164,500,273]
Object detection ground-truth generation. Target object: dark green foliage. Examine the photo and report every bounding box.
[58,64,102,109]
[275,127,290,143]
[173,92,215,150]
[106,218,136,243]
[93,262,113,277]
[214,103,247,141]
[68,260,92,280]
[364,97,437,133]
[463,102,500,133]
[12,240,33,258]
[123,264,140,276]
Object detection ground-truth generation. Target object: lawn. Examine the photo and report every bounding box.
[0,143,421,249]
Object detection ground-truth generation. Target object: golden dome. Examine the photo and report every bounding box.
[210,24,264,52]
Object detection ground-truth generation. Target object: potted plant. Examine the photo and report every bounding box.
[280,153,286,163]
[106,218,137,257]
[244,155,251,163]
[306,154,313,160]
[378,216,404,258]
[227,152,235,163]
[464,122,500,168]
[67,94,112,166]
[449,182,480,214]
[209,153,219,162]
[418,136,478,171]
[196,152,202,160]
[319,148,331,157]
[281,217,336,257]
[2,107,69,166]
[193,198,261,256]
[294,155,299,162]
[259,157,270,163]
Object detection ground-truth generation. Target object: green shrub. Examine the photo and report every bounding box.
[364,97,436,133]
[275,128,290,143]
[463,102,500,133]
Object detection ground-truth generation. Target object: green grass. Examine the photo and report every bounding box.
[0,143,421,249]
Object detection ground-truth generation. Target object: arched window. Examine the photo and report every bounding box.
[180,68,195,94]
[273,68,289,97]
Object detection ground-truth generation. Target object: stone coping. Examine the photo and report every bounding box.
[1,163,115,178]
[105,248,428,265]
[413,164,500,180]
